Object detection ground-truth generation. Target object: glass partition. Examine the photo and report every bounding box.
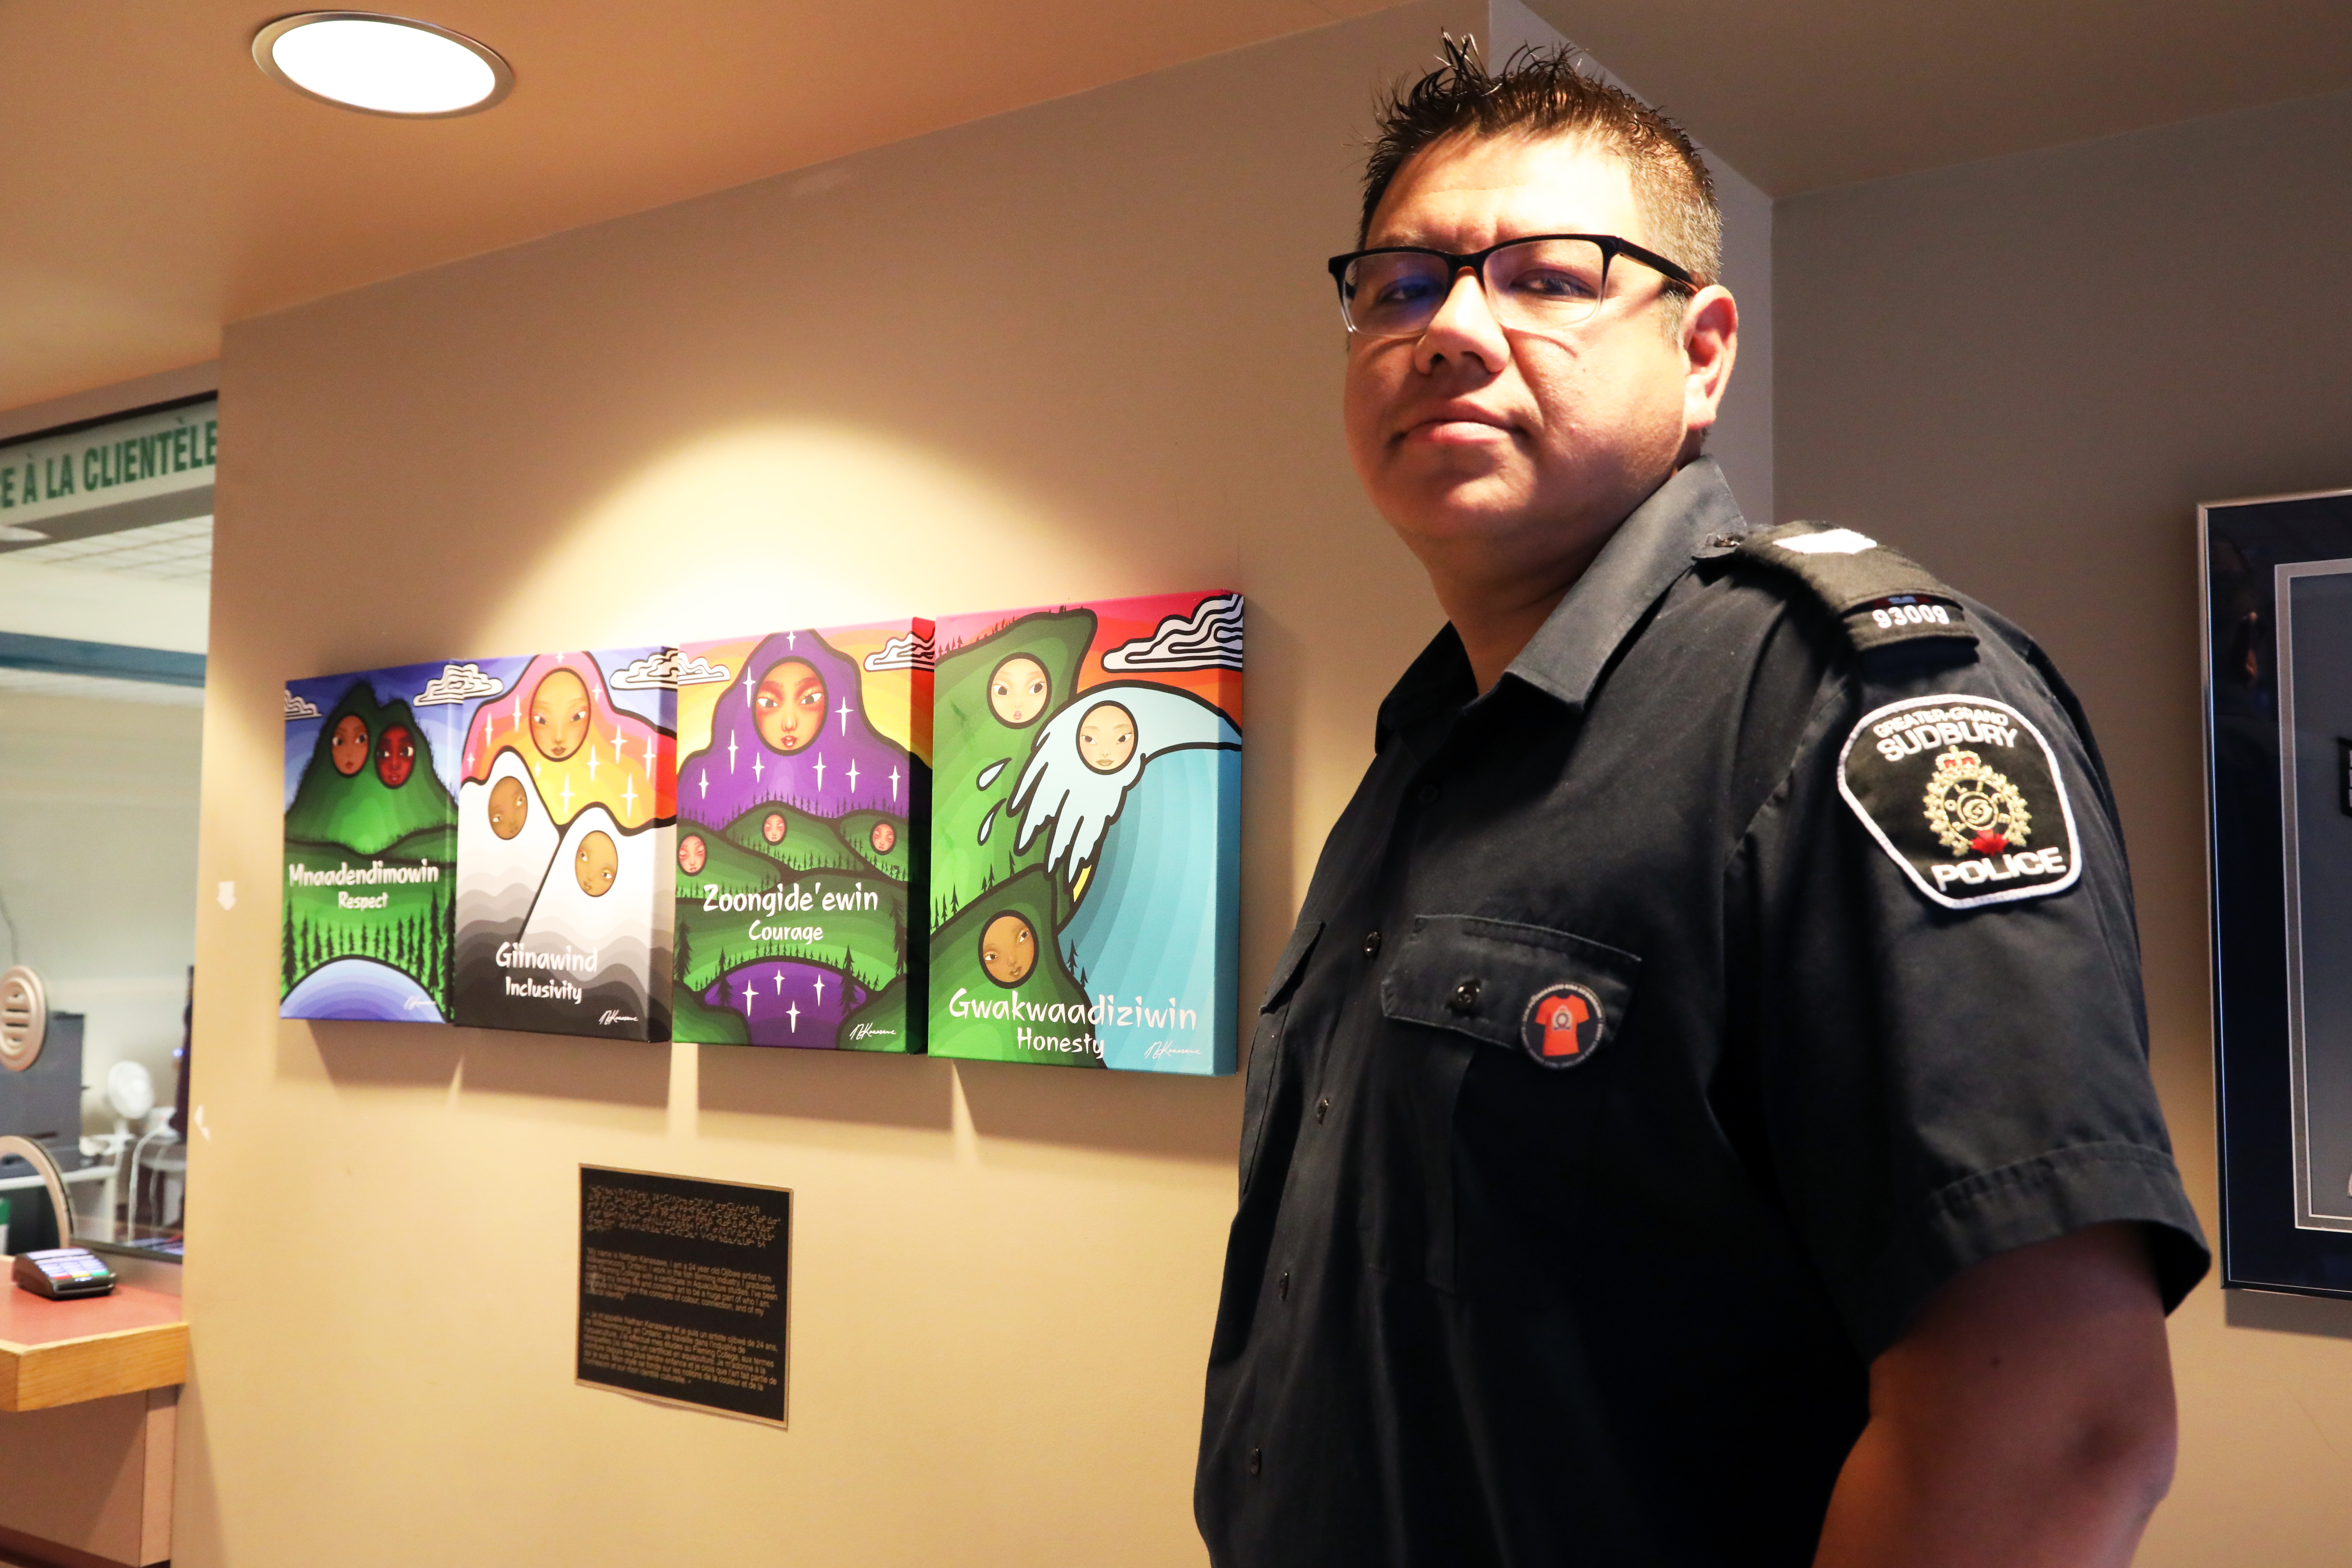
[0,393,214,1262]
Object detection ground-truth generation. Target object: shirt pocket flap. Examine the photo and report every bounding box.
[1378,915,1640,1067]
[1259,919,1325,1012]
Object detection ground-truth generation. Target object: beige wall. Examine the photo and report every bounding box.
[180,5,1495,1563]
[1776,86,2352,1566]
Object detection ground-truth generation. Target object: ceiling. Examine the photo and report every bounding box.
[0,0,1388,413]
[1528,0,2352,196]
[9,0,2352,416]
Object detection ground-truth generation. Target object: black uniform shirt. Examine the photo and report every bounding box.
[1196,458,2208,1567]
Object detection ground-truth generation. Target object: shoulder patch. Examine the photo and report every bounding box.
[1837,694,2082,909]
[1728,521,1979,656]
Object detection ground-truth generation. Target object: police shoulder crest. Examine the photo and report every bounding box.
[1837,693,2081,909]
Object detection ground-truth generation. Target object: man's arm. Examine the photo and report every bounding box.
[1812,1222,2178,1568]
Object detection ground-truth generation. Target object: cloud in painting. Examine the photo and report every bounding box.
[610,649,730,690]
[284,690,321,721]
[1102,592,1244,672]
[415,663,506,706]
[864,632,936,672]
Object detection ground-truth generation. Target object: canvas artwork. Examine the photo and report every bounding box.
[669,622,932,1052]
[927,591,1242,1074]
[281,660,489,1022]
[451,649,678,1040]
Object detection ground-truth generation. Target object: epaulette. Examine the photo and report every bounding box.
[1699,520,1979,657]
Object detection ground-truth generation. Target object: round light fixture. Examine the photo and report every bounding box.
[253,12,512,118]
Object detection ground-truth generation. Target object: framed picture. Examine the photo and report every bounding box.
[2204,486,2352,1295]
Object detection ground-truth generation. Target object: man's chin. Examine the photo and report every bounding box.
[1383,481,1539,547]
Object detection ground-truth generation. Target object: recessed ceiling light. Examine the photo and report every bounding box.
[252,12,512,118]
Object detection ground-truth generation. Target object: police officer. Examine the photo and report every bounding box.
[1196,42,2207,1568]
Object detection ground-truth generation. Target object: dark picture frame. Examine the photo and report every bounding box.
[2203,486,2352,1296]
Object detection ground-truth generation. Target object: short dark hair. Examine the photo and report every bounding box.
[1359,37,1722,308]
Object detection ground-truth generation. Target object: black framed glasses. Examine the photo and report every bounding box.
[1326,233,1697,340]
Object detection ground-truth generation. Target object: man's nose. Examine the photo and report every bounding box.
[1413,268,1509,375]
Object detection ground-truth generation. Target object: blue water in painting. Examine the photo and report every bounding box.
[281,958,443,1023]
[1063,745,1239,1074]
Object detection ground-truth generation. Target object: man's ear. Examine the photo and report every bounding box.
[1680,285,1738,453]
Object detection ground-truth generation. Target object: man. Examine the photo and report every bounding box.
[1197,40,2207,1567]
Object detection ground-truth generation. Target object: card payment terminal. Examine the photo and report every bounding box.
[13,1247,117,1300]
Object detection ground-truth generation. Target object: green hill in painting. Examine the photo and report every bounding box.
[931,610,1093,929]
[714,801,867,875]
[928,865,1095,1066]
[284,682,455,855]
[674,829,906,998]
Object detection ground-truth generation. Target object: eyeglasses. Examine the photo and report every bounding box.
[1326,234,1696,341]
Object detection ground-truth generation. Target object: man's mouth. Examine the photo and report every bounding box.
[1402,410,1516,445]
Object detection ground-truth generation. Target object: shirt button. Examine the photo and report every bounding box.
[1248,1447,1263,1476]
[1277,1270,1290,1300]
[1362,930,1381,959]
[1315,1097,1330,1123]
[1448,978,1482,1014]
[1417,782,1440,805]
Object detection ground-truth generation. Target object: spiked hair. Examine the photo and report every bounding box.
[1359,36,1722,317]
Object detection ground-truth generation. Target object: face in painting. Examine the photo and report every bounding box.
[754,659,826,753]
[575,831,618,897]
[980,912,1038,987]
[762,812,789,845]
[1076,702,1136,774]
[374,724,416,788]
[678,835,707,875]
[330,715,370,776]
[487,776,529,840]
[870,821,897,856]
[1343,133,1733,598]
[530,669,593,761]
[989,655,1051,727]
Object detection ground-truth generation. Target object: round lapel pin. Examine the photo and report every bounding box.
[1520,982,1605,1068]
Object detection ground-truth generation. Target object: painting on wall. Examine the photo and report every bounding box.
[281,660,482,1022]
[926,591,1241,1074]
[2204,487,2352,1297]
[669,622,932,1052]
[450,649,678,1041]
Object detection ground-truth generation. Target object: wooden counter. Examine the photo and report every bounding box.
[0,1272,182,1566]
[0,1277,185,1413]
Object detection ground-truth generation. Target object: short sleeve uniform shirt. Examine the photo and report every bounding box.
[1196,458,2208,1567]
